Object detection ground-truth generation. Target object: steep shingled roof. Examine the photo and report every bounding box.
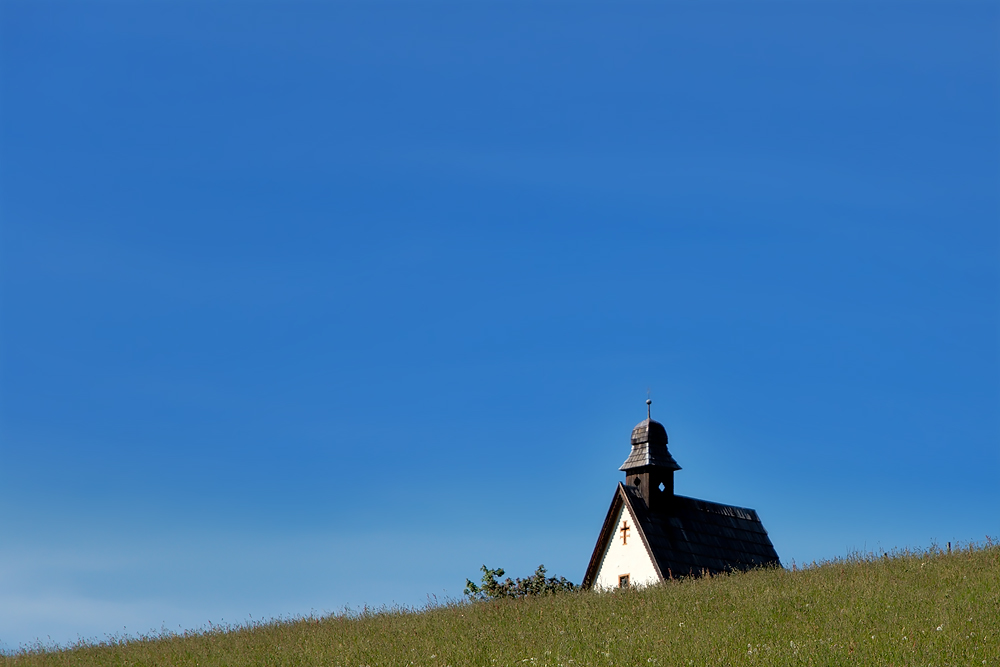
[582,483,781,587]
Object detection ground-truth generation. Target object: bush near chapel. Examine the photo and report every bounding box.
[464,564,577,600]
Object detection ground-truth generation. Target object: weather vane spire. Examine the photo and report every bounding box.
[646,398,652,420]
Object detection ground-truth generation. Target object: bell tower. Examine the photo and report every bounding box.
[620,400,681,511]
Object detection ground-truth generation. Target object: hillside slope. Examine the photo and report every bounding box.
[6,543,998,666]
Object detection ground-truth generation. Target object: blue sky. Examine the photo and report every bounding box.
[1,0,998,651]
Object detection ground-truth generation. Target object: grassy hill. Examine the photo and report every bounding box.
[5,542,998,666]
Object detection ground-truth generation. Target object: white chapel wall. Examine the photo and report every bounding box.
[593,502,660,590]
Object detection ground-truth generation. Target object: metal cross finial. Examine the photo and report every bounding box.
[646,398,652,420]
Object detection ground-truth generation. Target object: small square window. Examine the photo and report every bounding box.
[618,574,630,588]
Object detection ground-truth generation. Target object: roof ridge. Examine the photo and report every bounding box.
[673,495,760,521]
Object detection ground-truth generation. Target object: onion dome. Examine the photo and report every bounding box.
[619,401,681,472]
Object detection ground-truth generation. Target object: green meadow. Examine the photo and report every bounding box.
[6,543,997,666]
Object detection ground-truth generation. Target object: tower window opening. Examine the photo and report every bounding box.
[658,482,666,492]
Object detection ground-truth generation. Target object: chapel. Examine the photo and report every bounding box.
[582,400,780,589]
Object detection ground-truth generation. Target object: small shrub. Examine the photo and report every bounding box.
[463,564,577,600]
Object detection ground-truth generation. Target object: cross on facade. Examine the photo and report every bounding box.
[620,520,630,545]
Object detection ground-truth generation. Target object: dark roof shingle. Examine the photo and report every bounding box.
[621,484,781,577]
